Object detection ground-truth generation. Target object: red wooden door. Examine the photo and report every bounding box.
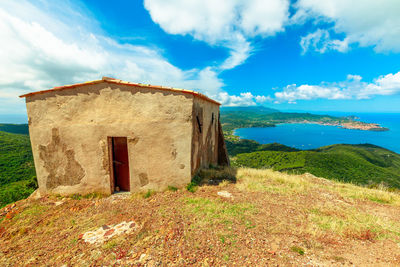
[112,137,130,191]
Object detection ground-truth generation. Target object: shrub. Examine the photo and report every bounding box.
[290,246,305,255]
[71,194,82,200]
[167,186,178,192]
[186,182,197,193]
[143,190,154,198]
[187,166,237,193]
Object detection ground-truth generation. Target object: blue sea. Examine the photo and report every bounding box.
[235,112,400,154]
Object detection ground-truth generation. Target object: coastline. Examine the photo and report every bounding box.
[282,120,389,131]
[230,119,389,141]
[231,117,399,154]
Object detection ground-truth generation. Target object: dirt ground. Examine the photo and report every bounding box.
[1,168,400,266]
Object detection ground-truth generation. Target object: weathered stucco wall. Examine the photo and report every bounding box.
[191,96,220,175]
[26,82,194,195]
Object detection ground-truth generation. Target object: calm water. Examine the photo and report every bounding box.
[235,113,400,153]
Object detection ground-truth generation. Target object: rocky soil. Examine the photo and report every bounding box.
[1,168,400,266]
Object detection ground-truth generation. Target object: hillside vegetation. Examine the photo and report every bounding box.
[222,107,400,190]
[232,143,400,189]
[0,130,36,208]
[0,124,29,135]
[1,168,400,265]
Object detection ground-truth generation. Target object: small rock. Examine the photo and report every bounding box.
[217,191,233,198]
[54,201,63,206]
[138,253,148,263]
[81,220,139,244]
[104,229,115,237]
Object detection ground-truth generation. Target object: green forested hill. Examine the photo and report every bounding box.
[0,123,29,135]
[0,130,36,207]
[232,143,400,189]
[226,139,300,156]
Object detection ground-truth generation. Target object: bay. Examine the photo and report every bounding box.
[234,113,400,154]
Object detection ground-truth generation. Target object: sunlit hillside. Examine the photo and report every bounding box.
[1,168,400,265]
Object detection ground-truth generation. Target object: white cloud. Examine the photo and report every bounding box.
[217,92,272,106]
[219,34,252,70]
[359,72,400,99]
[295,0,400,53]
[144,0,290,69]
[0,0,230,114]
[0,0,294,114]
[274,71,400,103]
[300,29,349,54]
[275,84,347,103]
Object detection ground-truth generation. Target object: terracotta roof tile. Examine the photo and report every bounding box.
[19,77,220,105]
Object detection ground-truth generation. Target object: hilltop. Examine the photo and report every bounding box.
[1,168,400,265]
[231,143,400,189]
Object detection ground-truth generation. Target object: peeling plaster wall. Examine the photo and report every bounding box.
[191,96,220,175]
[26,82,193,195]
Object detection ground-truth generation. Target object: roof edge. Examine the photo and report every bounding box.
[19,77,221,105]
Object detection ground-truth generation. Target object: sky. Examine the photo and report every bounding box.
[1,0,400,123]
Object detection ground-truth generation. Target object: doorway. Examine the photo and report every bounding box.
[109,137,130,192]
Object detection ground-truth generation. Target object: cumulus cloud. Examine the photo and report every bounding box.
[294,0,400,53]
[0,0,230,113]
[144,0,290,69]
[0,0,294,114]
[274,71,400,103]
[217,92,272,106]
[300,29,349,54]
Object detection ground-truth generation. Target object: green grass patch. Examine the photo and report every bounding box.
[12,204,49,227]
[167,186,178,192]
[291,246,305,255]
[102,240,118,250]
[143,190,155,198]
[181,197,256,227]
[186,182,197,193]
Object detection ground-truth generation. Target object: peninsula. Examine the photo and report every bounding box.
[292,120,389,131]
[220,106,389,135]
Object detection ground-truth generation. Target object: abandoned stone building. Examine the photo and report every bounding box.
[20,77,229,195]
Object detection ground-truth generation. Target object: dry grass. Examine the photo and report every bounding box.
[307,203,400,240]
[180,197,256,229]
[1,167,400,265]
[237,167,400,205]
[236,168,316,194]
[327,182,400,205]
[236,168,400,242]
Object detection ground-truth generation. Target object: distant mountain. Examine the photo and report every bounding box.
[220,106,279,114]
[0,124,29,135]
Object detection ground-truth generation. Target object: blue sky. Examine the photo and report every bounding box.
[1,0,400,122]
